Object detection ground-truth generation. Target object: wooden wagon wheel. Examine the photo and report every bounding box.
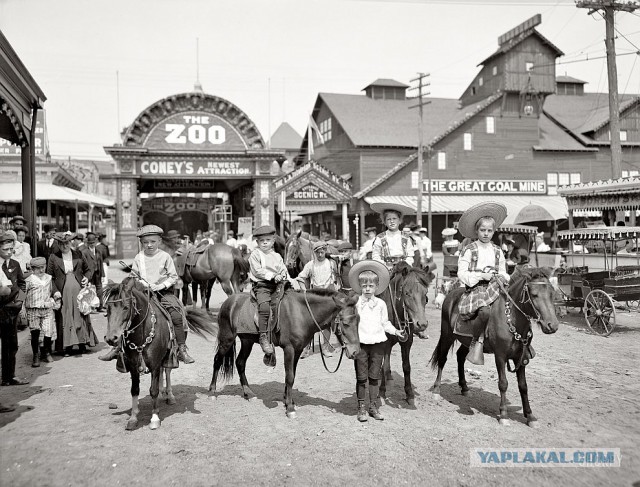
[583,289,616,337]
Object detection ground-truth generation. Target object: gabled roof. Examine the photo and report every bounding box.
[556,75,587,84]
[533,113,597,152]
[362,78,409,90]
[479,28,563,66]
[544,93,640,136]
[318,93,462,148]
[270,122,302,150]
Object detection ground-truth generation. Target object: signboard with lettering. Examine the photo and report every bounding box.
[274,160,351,193]
[141,197,210,215]
[143,111,248,151]
[424,179,547,194]
[291,184,330,200]
[0,109,48,157]
[238,217,253,237]
[136,160,254,177]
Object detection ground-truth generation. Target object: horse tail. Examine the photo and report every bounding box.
[428,291,458,371]
[216,297,237,381]
[185,308,219,343]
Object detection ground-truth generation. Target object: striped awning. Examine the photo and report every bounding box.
[364,195,568,223]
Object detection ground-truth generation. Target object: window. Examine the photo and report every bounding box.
[471,86,476,95]
[486,116,495,134]
[463,133,473,151]
[492,66,498,76]
[570,173,581,184]
[620,130,628,142]
[319,117,332,142]
[437,151,446,170]
[622,170,639,178]
[526,62,534,72]
[547,172,572,195]
[411,171,418,189]
[479,77,484,87]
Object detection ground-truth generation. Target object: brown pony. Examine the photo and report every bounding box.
[429,267,559,427]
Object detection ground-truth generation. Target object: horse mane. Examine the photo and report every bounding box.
[102,276,149,303]
[391,262,434,288]
[304,288,340,297]
[231,246,250,281]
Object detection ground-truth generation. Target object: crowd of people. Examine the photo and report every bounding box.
[0,216,112,408]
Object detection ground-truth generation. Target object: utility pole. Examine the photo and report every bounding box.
[576,0,639,179]
[409,72,431,235]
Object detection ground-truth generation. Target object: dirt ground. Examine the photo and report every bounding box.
[1,266,639,487]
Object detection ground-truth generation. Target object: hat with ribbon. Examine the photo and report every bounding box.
[30,257,47,268]
[136,225,164,238]
[457,202,507,239]
[313,241,328,251]
[348,260,390,295]
[9,215,26,225]
[441,227,457,237]
[53,231,75,243]
[253,225,276,238]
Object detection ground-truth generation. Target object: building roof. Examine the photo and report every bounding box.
[556,75,587,84]
[270,122,302,150]
[318,93,462,148]
[479,28,564,66]
[362,78,410,90]
[533,113,598,152]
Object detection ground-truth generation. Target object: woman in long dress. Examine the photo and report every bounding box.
[46,232,99,355]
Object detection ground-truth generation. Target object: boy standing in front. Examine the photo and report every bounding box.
[248,226,291,355]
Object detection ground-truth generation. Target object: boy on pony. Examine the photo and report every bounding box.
[457,202,510,366]
[248,225,293,355]
[99,225,194,364]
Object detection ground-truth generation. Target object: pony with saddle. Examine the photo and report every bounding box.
[429,267,559,427]
[209,286,360,418]
[378,261,433,406]
[103,277,218,430]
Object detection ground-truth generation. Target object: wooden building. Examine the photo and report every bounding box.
[297,14,640,248]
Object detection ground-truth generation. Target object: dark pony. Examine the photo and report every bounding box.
[103,278,218,430]
[284,230,313,278]
[209,288,361,418]
[379,262,433,406]
[429,267,559,427]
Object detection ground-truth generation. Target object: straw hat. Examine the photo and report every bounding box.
[441,228,457,237]
[348,260,390,295]
[369,201,414,218]
[457,202,507,239]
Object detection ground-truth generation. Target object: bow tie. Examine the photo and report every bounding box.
[360,297,377,309]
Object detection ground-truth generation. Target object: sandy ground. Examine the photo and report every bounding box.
[1,260,639,486]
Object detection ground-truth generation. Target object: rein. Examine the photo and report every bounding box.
[389,276,413,339]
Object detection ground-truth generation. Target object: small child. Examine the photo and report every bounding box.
[248,225,292,355]
[348,260,405,422]
[24,257,61,366]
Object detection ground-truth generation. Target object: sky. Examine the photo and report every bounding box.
[1,0,639,161]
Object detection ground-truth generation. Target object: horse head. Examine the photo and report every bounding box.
[333,292,361,359]
[284,231,313,277]
[103,277,140,346]
[390,262,432,333]
[511,267,559,335]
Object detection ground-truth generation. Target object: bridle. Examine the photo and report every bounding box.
[388,272,427,340]
[302,290,358,374]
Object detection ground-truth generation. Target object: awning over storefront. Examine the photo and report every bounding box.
[364,195,568,223]
[286,204,337,215]
[0,183,114,207]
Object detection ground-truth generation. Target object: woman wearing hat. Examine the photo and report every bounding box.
[46,232,98,355]
[441,228,460,257]
[368,203,416,270]
[457,202,510,366]
[12,226,32,273]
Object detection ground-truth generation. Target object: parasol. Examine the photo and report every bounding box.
[513,204,555,224]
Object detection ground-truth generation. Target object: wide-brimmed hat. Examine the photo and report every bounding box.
[30,257,46,268]
[137,225,164,238]
[457,202,507,239]
[53,231,75,243]
[364,226,377,234]
[441,227,457,237]
[253,225,276,238]
[369,202,414,218]
[165,230,180,239]
[9,215,26,225]
[313,241,328,251]
[348,260,390,295]
[338,241,353,250]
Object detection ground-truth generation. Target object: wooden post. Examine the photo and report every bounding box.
[342,203,348,241]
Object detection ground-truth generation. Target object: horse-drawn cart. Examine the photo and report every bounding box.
[555,226,640,336]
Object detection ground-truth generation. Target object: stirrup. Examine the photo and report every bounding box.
[467,340,484,366]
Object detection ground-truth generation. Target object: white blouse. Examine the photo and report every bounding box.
[458,240,509,288]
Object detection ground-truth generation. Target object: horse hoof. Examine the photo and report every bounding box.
[125,420,137,431]
[499,418,511,426]
[406,398,415,407]
[286,411,297,419]
[166,396,176,406]
[461,389,470,396]
[528,419,539,429]
[149,419,161,430]
[432,393,441,401]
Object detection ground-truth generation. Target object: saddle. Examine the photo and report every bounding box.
[186,242,209,267]
[240,282,289,335]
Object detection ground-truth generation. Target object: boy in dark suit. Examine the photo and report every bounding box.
[38,225,59,261]
[82,232,104,311]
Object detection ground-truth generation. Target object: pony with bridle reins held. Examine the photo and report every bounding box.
[379,262,433,406]
[210,287,360,418]
[284,230,314,278]
[103,278,218,430]
[429,267,559,427]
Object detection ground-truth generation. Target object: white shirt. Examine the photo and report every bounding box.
[356,296,397,344]
[371,230,415,266]
[415,235,432,260]
[458,240,510,288]
[226,237,238,248]
[536,242,551,252]
[0,257,13,287]
[359,238,374,260]
[297,258,336,289]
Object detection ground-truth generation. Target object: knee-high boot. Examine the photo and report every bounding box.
[368,380,383,420]
[31,330,40,367]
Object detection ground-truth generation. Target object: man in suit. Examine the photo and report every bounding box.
[82,232,104,311]
[0,231,28,387]
[38,225,59,261]
[72,233,85,252]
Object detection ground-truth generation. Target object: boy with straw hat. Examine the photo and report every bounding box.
[457,202,510,366]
